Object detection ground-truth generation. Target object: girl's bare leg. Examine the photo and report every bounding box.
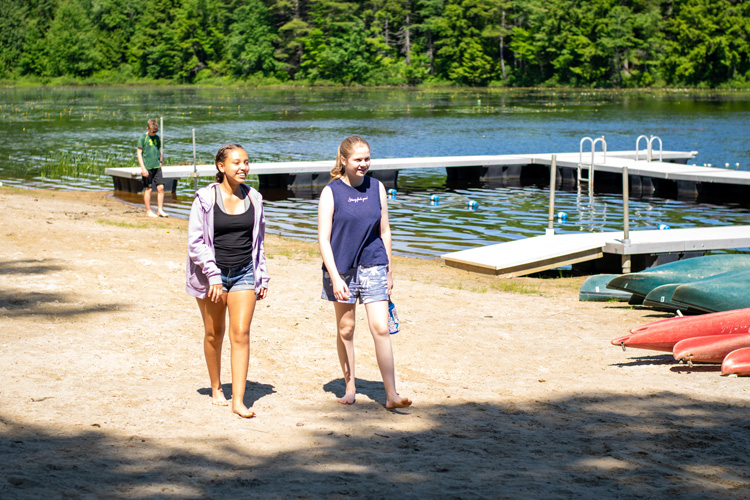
[364,300,412,409]
[196,295,229,406]
[226,290,257,418]
[334,302,357,404]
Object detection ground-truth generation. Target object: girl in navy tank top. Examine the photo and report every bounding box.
[318,136,412,410]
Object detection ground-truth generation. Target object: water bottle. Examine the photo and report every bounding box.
[388,300,400,335]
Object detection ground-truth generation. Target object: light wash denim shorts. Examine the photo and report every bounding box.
[322,265,389,304]
[220,261,255,293]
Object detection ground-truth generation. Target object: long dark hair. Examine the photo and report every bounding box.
[214,143,245,183]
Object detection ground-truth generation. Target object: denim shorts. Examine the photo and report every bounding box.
[322,265,389,304]
[220,261,255,293]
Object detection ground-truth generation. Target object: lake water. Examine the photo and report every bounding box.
[1,87,749,258]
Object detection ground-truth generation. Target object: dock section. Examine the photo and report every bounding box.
[104,150,697,192]
[441,226,750,277]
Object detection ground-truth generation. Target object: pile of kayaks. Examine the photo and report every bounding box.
[577,254,750,376]
[611,308,750,376]
[579,254,750,312]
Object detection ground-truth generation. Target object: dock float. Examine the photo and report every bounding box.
[441,226,750,277]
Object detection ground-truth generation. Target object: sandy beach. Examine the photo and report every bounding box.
[1,186,749,499]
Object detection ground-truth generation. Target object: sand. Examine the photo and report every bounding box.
[1,187,749,499]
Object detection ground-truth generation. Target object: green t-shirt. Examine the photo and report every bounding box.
[138,133,161,169]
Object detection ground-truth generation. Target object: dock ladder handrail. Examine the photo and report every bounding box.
[635,135,663,162]
[578,135,607,196]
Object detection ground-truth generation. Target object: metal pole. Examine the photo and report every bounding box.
[192,129,197,193]
[622,165,631,273]
[547,155,557,235]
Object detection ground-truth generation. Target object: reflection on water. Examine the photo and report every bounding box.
[2,87,750,258]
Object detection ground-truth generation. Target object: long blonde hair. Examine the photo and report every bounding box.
[331,136,370,181]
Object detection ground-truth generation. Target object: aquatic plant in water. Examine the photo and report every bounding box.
[39,151,137,179]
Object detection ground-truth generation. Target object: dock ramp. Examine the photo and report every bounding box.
[442,226,750,277]
[441,233,611,277]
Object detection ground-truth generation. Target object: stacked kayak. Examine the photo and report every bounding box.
[721,348,750,376]
[606,254,750,301]
[611,308,750,376]
[579,274,632,302]
[673,334,750,365]
[670,269,750,313]
[612,308,750,352]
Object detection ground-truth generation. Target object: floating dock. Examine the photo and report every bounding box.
[441,226,750,276]
[105,148,750,202]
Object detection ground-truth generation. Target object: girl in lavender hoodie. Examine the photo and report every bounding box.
[186,144,269,418]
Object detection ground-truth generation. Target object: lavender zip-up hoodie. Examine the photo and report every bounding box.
[186,182,269,298]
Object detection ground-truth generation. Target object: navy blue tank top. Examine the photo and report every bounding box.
[327,176,389,271]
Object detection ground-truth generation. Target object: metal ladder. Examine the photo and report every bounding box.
[635,135,662,162]
[578,136,607,196]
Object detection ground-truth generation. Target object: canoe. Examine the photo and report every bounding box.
[579,274,631,302]
[606,254,750,299]
[673,334,750,364]
[721,347,750,376]
[643,283,681,311]
[643,284,703,314]
[671,268,750,313]
[612,307,750,352]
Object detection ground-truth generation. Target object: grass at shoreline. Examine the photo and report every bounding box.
[3,76,750,93]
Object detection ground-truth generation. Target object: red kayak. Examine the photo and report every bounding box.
[672,334,750,364]
[721,347,750,376]
[612,308,750,352]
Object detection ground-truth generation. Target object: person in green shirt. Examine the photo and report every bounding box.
[137,119,167,217]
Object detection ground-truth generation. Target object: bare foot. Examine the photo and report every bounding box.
[338,391,356,405]
[146,210,157,218]
[386,395,412,409]
[211,388,229,407]
[157,211,169,218]
[232,404,256,418]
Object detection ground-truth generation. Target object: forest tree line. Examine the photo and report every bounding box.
[1,0,749,88]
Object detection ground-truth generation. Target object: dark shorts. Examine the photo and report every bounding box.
[142,167,164,188]
[220,261,255,293]
[322,265,389,304]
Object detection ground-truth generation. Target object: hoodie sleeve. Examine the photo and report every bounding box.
[187,195,222,286]
[252,189,270,290]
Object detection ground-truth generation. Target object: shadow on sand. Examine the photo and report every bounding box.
[0,258,123,318]
[1,391,749,499]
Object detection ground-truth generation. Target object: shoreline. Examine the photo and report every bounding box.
[1,187,749,498]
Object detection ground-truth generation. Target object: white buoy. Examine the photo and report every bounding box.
[430,194,440,202]
[557,211,568,221]
[658,224,671,230]
[467,200,478,209]
[387,188,397,195]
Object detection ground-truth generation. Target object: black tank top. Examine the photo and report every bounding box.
[213,185,254,270]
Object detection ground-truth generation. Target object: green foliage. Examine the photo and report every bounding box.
[2,0,750,87]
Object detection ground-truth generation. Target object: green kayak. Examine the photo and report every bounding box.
[643,283,682,311]
[671,269,750,313]
[643,283,703,314]
[579,274,632,302]
[607,254,750,299]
